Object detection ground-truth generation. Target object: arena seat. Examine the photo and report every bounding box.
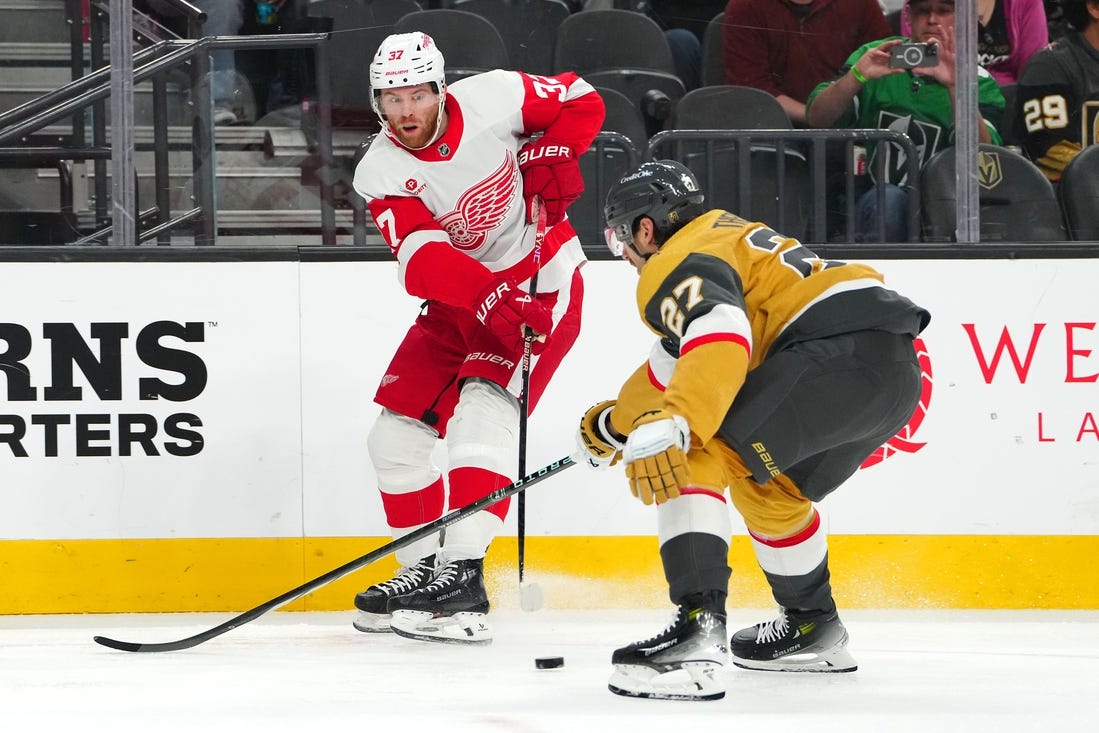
[392,9,510,83]
[308,0,424,109]
[920,144,1067,242]
[1058,144,1099,241]
[699,11,725,88]
[554,9,685,136]
[453,0,570,75]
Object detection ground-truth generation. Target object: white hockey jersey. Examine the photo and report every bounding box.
[352,69,604,309]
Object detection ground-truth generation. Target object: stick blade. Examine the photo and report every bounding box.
[93,634,199,653]
[520,581,544,612]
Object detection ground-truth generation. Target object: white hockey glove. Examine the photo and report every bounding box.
[573,400,624,470]
[623,410,691,506]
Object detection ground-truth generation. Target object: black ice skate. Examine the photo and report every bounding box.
[352,555,436,633]
[730,607,857,672]
[608,605,728,701]
[387,558,492,645]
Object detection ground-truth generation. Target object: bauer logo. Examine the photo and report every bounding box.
[0,320,207,459]
[860,337,933,469]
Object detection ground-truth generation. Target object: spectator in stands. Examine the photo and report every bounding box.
[1015,0,1099,181]
[194,0,247,124]
[805,0,1004,241]
[637,1,726,91]
[141,0,250,124]
[723,0,892,126]
[901,0,1049,85]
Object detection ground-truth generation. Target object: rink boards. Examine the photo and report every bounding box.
[2,257,1097,613]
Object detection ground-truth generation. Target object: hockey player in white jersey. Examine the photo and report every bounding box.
[350,32,604,644]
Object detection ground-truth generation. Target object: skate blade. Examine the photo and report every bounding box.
[732,645,857,673]
[352,611,393,633]
[389,610,493,646]
[608,662,725,701]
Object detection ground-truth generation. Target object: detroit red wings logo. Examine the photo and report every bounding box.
[436,154,518,251]
[860,337,933,469]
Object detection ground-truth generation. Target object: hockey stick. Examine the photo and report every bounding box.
[517,195,546,610]
[92,456,576,653]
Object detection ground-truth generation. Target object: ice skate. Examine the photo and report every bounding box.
[388,558,492,645]
[608,604,728,701]
[730,607,857,672]
[352,555,436,633]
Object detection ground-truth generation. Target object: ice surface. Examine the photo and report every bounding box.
[3,609,1097,731]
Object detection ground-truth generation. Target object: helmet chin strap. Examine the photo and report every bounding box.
[626,242,655,261]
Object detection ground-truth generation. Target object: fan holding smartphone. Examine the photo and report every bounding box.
[804,0,1006,243]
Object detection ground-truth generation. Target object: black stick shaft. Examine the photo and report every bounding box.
[93,456,576,653]
[518,198,546,585]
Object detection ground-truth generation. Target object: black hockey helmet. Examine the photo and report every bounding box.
[603,160,705,255]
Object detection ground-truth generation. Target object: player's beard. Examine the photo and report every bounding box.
[393,119,435,149]
[391,103,445,151]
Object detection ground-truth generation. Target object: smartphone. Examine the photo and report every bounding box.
[888,42,940,69]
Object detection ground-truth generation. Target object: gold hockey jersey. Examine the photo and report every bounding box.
[610,210,930,447]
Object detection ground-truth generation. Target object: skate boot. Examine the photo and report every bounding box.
[387,558,492,645]
[730,607,857,672]
[352,555,436,633]
[608,603,728,701]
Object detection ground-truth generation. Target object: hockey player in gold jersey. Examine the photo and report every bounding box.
[574,160,931,700]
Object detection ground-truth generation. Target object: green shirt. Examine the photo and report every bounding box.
[807,37,1006,183]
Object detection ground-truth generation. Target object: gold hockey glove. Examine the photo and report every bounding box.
[623,410,691,505]
[573,400,624,470]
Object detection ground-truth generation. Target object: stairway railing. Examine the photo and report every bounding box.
[0,1,335,246]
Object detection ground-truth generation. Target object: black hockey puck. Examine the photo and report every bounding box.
[535,656,565,669]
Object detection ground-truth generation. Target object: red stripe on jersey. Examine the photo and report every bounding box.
[380,477,446,529]
[750,510,821,548]
[679,487,727,502]
[449,466,512,521]
[681,332,751,357]
[647,362,667,392]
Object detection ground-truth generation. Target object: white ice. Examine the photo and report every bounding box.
[4,608,1097,732]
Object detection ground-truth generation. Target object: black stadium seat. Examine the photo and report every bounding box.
[392,9,510,83]
[594,86,648,148]
[553,10,685,136]
[700,11,726,88]
[553,9,678,76]
[672,85,790,130]
[453,0,570,75]
[668,86,810,239]
[308,0,424,109]
[1058,144,1099,241]
[920,144,1067,242]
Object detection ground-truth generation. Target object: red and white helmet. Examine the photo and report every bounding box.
[369,32,447,146]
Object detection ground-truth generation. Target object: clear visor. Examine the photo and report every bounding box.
[604,223,632,257]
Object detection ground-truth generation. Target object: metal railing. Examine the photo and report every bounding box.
[647,129,922,244]
[0,4,336,246]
